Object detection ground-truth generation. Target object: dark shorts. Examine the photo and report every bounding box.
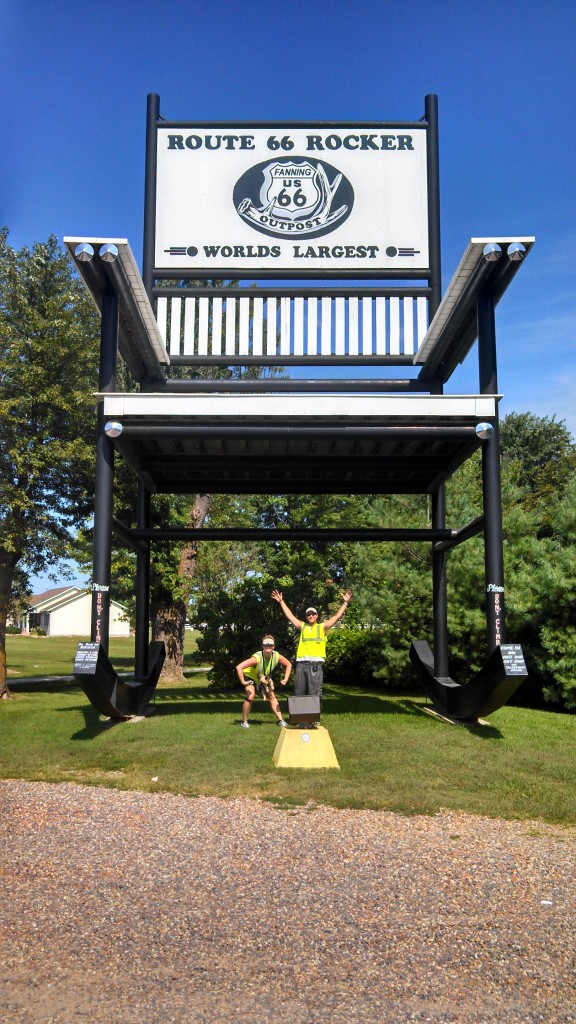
[295,661,324,697]
[243,678,275,698]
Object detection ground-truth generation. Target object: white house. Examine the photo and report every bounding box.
[21,587,131,638]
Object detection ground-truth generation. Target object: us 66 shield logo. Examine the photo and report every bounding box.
[234,158,354,239]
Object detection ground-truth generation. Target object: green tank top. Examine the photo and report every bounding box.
[244,649,280,683]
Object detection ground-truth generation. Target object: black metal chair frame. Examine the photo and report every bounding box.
[67,94,533,721]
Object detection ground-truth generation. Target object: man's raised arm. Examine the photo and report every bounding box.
[322,590,353,631]
[271,590,303,630]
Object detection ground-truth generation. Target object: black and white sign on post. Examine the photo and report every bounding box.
[155,125,429,274]
[500,645,528,677]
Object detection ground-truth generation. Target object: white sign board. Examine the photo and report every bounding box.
[155,125,429,273]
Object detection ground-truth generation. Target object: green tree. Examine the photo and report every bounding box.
[0,230,99,697]
[332,493,433,686]
[498,413,576,707]
[534,472,576,707]
[150,492,211,680]
[500,412,576,527]
[193,493,364,687]
[446,416,576,707]
[445,450,536,680]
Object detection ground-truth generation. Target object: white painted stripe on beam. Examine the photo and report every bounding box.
[104,392,499,419]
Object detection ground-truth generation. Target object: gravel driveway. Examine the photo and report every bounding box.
[1,780,575,1023]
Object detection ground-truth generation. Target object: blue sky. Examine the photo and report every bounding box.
[3,0,575,590]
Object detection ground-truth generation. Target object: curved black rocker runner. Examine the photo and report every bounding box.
[410,640,528,722]
[73,640,165,720]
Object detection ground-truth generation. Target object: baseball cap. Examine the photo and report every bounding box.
[305,607,318,615]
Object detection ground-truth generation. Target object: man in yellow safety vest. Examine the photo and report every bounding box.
[271,588,352,700]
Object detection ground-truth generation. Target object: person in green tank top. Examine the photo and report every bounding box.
[271,588,352,701]
[236,635,292,729]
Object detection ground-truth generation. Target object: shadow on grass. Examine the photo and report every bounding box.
[59,682,501,740]
[395,698,503,739]
[464,722,503,739]
[153,687,415,718]
[65,705,125,740]
[8,679,79,693]
[63,686,420,741]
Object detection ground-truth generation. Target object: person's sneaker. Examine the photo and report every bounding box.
[240,721,250,728]
[278,719,287,728]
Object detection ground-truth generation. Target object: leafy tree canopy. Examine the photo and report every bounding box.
[0,229,99,694]
[500,412,576,524]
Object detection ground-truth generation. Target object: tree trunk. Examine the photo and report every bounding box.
[153,494,211,681]
[0,553,19,700]
[152,595,188,682]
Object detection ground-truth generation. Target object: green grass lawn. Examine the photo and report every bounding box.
[6,635,138,677]
[5,632,202,678]
[3,669,575,826]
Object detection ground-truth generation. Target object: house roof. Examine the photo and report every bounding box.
[29,587,82,611]
[29,588,126,613]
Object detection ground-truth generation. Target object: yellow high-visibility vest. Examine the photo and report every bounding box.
[243,649,279,683]
[296,623,326,660]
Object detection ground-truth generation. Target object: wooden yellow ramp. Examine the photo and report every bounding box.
[273,726,340,769]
